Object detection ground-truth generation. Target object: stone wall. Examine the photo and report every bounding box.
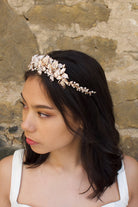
[0,0,138,160]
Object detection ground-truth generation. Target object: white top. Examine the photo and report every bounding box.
[10,149,129,207]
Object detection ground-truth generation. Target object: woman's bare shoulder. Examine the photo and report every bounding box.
[0,154,13,171]
[0,154,13,185]
[0,155,13,206]
[123,155,138,206]
[123,155,138,176]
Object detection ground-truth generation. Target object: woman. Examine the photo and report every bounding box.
[0,50,137,207]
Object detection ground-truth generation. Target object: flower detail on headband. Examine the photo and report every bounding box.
[28,54,96,96]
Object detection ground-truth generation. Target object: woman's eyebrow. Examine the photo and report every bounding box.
[20,93,54,110]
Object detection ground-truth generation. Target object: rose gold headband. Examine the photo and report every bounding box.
[28,54,96,96]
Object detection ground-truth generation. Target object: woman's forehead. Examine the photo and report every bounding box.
[22,76,55,107]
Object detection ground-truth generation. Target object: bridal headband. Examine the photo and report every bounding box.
[28,54,96,96]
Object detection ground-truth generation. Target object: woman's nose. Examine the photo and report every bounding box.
[21,112,36,132]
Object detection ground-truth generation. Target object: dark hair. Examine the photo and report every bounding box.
[23,50,123,199]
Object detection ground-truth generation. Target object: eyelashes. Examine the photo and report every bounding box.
[20,100,27,109]
[38,112,50,118]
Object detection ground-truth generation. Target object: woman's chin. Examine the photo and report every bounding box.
[30,146,49,155]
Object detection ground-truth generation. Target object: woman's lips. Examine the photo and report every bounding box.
[26,137,38,145]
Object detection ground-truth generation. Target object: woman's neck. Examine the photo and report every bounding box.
[46,137,81,172]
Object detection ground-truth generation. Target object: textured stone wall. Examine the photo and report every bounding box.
[0,0,138,160]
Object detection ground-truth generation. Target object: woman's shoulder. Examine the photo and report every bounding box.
[123,155,138,205]
[0,154,13,185]
[0,149,24,173]
[0,154,13,178]
[123,155,138,177]
[0,154,13,204]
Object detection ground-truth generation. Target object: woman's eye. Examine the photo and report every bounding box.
[38,112,50,118]
[20,101,28,109]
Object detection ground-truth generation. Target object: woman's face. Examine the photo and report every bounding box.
[21,76,80,154]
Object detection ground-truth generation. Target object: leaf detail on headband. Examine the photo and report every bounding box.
[28,54,96,95]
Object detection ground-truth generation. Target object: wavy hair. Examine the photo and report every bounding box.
[23,50,123,199]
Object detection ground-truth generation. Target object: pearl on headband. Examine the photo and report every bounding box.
[28,54,96,96]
